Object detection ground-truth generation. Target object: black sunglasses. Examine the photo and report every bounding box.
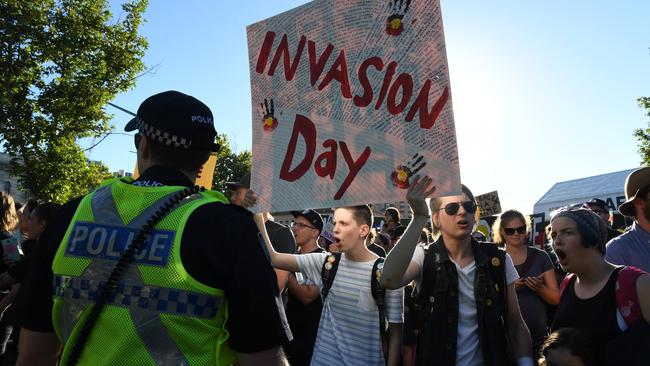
[291,222,316,230]
[438,201,477,215]
[503,226,526,236]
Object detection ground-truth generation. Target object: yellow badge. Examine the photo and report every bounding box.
[494,283,500,292]
[324,262,332,270]
[486,299,493,307]
[327,255,336,263]
[491,257,501,267]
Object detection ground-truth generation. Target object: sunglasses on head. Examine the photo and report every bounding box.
[503,226,526,235]
[438,201,477,215]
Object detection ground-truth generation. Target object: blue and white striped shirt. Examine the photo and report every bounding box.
[296,252,404,366]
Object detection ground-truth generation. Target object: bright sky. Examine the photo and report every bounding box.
[86,0,650,214]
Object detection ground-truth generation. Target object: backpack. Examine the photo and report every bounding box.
[320,253,388,358]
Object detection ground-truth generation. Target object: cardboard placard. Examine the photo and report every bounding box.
[247,0,460,212]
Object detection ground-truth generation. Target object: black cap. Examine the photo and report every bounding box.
[586,198,608,212]
[226,172,251,191]
[291,209,324,234]
[124,90,220,152]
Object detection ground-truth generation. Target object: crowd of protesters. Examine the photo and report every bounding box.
[0,91,648,366]
[0,193,61,365]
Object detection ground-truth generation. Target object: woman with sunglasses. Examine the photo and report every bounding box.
[493,210,560,354]
[381,177,534,366]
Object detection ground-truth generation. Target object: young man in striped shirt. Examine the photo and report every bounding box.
[255,205,403,366]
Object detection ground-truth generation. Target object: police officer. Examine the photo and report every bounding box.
[16,91,290,365]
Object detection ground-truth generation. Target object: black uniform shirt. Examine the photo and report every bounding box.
[17,166,290,353]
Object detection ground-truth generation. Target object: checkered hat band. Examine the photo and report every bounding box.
[53,275,220,319]
[137,118,192,150]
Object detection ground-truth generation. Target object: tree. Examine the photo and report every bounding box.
[212,133,252,194]
[0,0,148,203]
[634,96,650,166]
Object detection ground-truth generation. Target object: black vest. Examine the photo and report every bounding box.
[415,237,512,366]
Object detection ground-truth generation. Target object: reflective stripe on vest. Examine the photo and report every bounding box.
[53,183,229,366]
[53,275,220,319]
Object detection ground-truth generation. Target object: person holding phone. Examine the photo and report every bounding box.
[492,210,560,353]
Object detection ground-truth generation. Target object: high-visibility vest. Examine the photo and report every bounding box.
[52,178,235,365]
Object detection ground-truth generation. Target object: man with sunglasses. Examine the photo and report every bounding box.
[605,166,650,272]
[381,177,534,366]
[285,209,324,366]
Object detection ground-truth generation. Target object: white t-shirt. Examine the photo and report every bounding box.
[296,252,404,366]
[412,245,519,366]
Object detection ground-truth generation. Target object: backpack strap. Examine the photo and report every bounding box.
[616,266,645,328]
[559,273,575,299]
[371,257,388,360]
[320,252,342,300]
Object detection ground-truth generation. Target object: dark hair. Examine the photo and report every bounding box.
[25,199,39,214]
[384,207,400,223]
[32,202,62,224]
[148,138,211,172]
[539,328,596,366]
[492,209,531,244]
[391,225,406,240]
[345,205,373,227]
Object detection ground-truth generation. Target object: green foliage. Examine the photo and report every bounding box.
[0,0,148,203]
[634,97,650,166]
[212,133,252,194]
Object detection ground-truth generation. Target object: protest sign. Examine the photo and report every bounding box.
[476,191,502,217]
[247,0,460,212]
[320,215,335,243]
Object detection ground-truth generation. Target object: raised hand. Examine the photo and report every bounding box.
[405,175,436,217]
